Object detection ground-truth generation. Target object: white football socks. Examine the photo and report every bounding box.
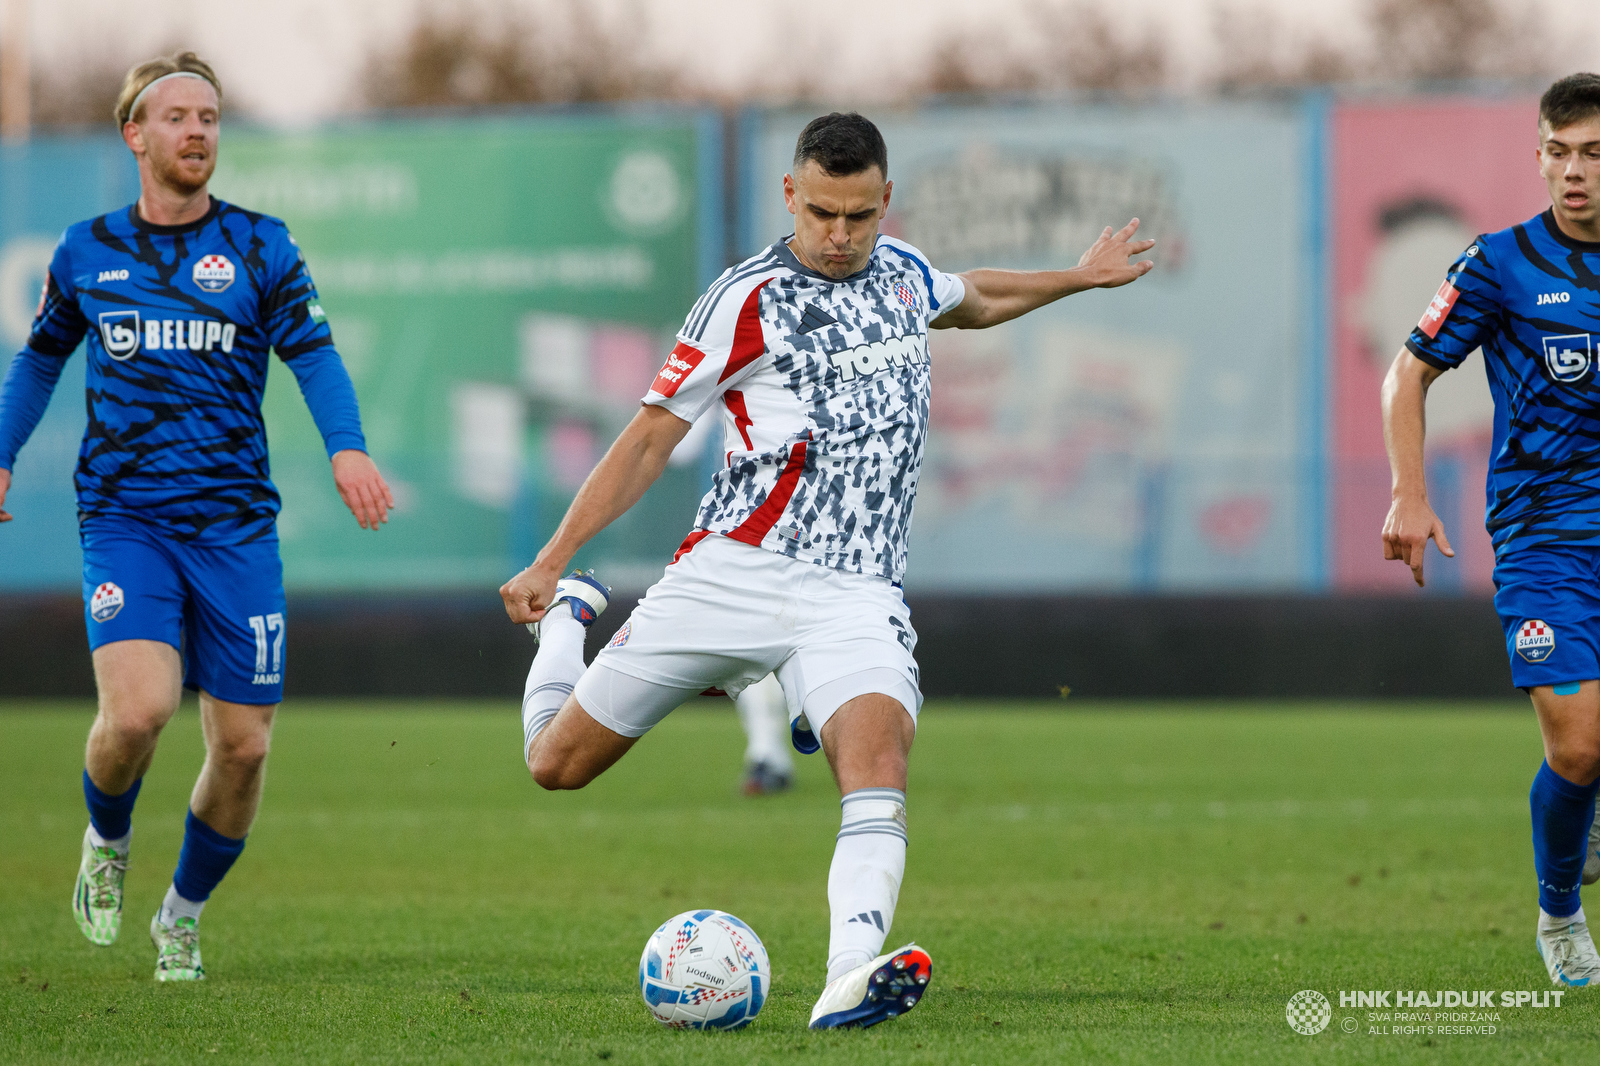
[158,884,204,927]
[522,609,587,759]
[88,825,131,855]
[734,674,793,772]
[826,787,908,983]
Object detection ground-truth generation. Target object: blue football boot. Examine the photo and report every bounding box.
[527,569,611,641]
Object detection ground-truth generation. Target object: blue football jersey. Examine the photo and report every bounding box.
[1407,209,1600,556]
[10,197,364,545]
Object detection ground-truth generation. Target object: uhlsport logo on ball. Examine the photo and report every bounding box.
[639,909,770,1030]
[1516,619,1556,663]
[1286,989,1332,1035]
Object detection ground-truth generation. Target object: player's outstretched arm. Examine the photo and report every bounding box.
[0,467,11,523]
[934,218,1155,330]
[331,449,394,531]
[500,404,693,625]
[1381,348,1454,587]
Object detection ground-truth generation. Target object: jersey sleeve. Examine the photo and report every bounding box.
[262,224,367,456]
[262,224,336,361]
[643,271,775,423]
[0,239,88,468]
[1405,237,1499,370]
[27,238,90,358]
[879,236,966,317]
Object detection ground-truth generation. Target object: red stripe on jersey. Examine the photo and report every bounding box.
[726,441,808,547]
[717,280,772,383]
[671,528,712,564]
[723,390,755,450]
[1417,280,1460,340]
[653,342,705,398]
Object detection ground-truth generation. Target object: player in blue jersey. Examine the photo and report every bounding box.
[0,53,392,981]
[1383,73,1600,987]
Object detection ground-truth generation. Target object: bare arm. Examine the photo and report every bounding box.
[933,218,1155,330]
[1380,348,1455,586]
[499,404,693,624]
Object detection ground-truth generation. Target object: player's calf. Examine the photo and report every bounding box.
[521,571,610,766]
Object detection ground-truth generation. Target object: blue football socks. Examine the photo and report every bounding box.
[171,808,247,906]
[1530,761,1599,919]
[83,769,141,843]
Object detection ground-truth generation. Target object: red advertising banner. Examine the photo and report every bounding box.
[1330,98,1548,591]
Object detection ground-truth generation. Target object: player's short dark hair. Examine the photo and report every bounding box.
[793,113,888,179]
[1540,73,1600,134]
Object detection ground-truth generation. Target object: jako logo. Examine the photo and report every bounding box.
[96,269,130,283]
[1537,292,1572,305]
[828,335,925,383]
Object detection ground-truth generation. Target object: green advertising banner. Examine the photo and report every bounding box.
[210,113,721,590]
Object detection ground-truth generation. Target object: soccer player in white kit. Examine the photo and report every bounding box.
[501,113,1153,1029]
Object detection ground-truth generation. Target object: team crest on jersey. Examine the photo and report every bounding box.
[894,283,919,311]
[97,310,141,360]
[193,254,235,293]
[89,582,125,623]
[1517,619,1556,663]
[1543,334,1592,383]
[607,620,631,649]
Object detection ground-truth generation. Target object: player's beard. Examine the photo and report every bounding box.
[152,139,215,198]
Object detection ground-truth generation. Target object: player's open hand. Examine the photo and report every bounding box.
[0,467,12,522]
[1077,218,1156,289]
[331,449,394,531]
[501,564,559,626]
[1382,494,1455,587]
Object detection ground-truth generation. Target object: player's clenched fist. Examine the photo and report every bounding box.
[501,564,558,625]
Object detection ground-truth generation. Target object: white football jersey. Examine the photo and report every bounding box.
[644,235,966,582]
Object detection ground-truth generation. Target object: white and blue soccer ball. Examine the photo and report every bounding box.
[639,909,770,1029]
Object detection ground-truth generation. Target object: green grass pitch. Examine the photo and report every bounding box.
[1,699,1594,1064]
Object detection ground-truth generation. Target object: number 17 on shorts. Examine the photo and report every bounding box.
[248,613,284,686]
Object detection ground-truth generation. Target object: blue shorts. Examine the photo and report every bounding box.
[1493,546,1600,691]
[81,515,286,705]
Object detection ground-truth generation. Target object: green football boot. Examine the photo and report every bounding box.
[72,826,127,946]
[151,914,205,981]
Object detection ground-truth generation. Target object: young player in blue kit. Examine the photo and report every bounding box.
[1383,74,1600,987]
[0,53,392,980]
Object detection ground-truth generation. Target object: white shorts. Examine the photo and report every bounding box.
[574,534,922,740]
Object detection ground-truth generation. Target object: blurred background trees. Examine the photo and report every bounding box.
[17,0,1578,129]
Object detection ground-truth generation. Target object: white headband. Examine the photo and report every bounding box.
[127,71,211,123]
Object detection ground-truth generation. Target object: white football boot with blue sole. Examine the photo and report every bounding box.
[809,943,932,1029]
[1537,909,1600,987]
[528,570,611,642]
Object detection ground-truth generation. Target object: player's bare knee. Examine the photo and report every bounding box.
[1550,740,1600,785]
[212,734,271,778]
[96,705,168,754]
[529,746,591,791]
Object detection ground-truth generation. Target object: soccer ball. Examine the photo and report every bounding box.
[638,909,770,1030]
